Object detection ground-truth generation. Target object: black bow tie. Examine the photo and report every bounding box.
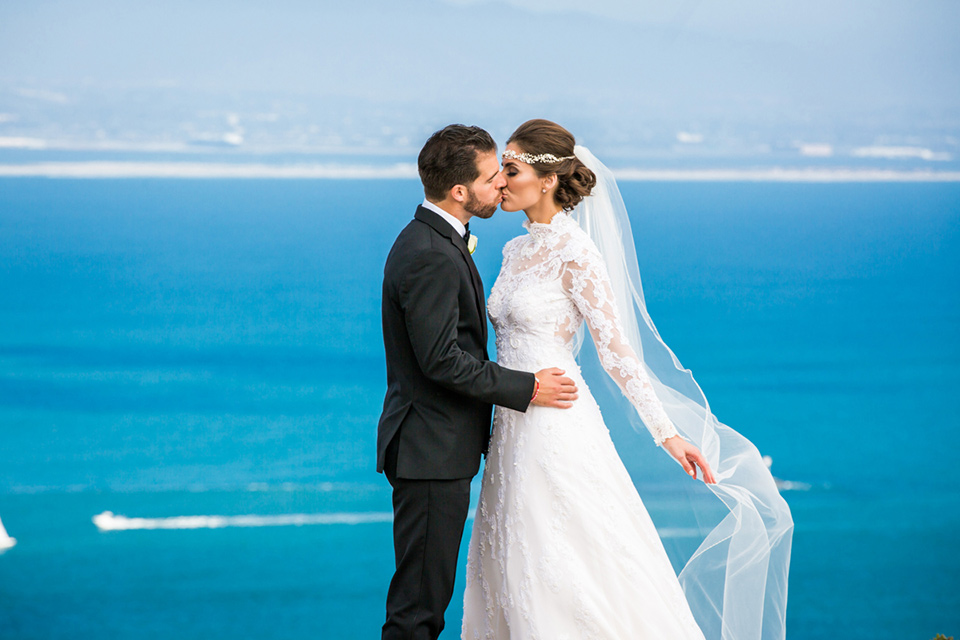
[463,224,471,243]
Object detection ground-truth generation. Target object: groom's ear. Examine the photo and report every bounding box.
[450,184,468,204]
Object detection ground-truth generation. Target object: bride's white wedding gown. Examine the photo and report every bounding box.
[462,212,705,640]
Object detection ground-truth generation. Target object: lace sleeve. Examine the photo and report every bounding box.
[561,243,679,444]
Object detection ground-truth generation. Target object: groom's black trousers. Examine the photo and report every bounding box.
[382,436,472,640]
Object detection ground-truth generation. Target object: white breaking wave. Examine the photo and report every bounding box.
[93,510,393,531]
[0,162,959,181]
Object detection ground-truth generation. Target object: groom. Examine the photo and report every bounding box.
[377,124,577,640]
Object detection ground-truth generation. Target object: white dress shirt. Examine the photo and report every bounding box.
[421,199,467,238]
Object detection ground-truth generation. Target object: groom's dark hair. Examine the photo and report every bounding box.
[418,125,497,201]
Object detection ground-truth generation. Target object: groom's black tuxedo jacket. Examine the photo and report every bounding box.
[377,206,535,480]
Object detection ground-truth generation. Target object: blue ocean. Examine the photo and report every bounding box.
[0,177,957,639]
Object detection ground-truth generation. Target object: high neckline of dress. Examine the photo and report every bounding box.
[522,211,575,240]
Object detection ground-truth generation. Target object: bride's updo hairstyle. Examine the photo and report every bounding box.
[507,119,597,211]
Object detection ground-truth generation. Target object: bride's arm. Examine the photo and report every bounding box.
[561,246,679,445]
[562,242,715,481]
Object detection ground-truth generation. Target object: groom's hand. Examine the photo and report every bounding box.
[531,368,578,409]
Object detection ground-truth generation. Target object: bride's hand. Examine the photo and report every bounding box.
[662,436,717,484]
[531,368,579,408]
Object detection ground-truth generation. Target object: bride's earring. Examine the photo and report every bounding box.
[541,188,547,193]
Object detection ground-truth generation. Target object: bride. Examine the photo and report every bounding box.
[461,120,793,639]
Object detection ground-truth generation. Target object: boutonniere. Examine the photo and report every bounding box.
[467,234,478,254]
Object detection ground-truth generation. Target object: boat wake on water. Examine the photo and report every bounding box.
[92,510,393,531]
[0,515,16,551]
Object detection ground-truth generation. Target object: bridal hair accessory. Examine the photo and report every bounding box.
[571,144,793,640]
[502,149,575,164]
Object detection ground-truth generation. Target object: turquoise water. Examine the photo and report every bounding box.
[0,178,958,639]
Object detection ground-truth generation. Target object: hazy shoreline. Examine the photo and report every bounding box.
[2,161,960,182]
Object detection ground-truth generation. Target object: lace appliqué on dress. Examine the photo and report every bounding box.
[490,212,678,444]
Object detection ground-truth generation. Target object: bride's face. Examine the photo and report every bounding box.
[500,143,549,213]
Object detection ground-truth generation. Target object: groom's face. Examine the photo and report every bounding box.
[464,151,507,220]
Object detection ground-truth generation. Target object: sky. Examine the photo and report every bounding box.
[0,0,957,155]
[2,0,957,104]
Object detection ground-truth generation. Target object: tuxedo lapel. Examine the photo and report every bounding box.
[414,207,487,342]
[464,248,488,345]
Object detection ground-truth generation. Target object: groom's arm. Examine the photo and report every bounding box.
[400,249,534,412]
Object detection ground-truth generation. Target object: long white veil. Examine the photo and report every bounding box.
[571,145,794,640]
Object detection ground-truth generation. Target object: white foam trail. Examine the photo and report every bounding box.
[0,162,959,181]
[0,515,16,551]
[762,455,812,491]
[775,479,812,491]
[92,509,713,543]
[92,510,392,531]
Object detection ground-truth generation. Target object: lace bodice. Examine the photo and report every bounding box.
[488,212,678,444]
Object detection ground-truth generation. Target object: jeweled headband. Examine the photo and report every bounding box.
[502,149,575,164]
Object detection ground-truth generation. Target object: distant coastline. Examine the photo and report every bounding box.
[2,161,960,182]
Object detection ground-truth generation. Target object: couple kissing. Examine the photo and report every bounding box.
[377,120,792,640]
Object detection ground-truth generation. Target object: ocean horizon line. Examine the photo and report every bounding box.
[2,161,960,182]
